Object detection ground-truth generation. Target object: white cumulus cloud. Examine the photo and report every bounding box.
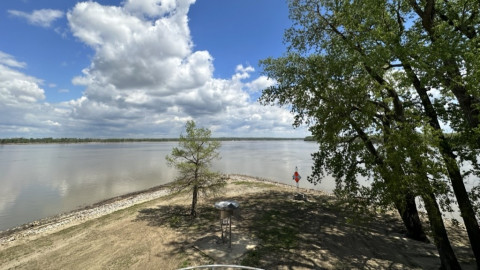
[0,51,65,137]
[63,0,308,137]
[246,76,276,92]
[0,51,27,68]
[8,9,64,28]
[124,0,186,18]
[0,52,45,105]
[0,1,308,138]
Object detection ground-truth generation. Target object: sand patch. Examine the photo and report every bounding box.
[0,175,476,269]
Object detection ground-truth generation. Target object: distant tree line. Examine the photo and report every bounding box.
[0,137,306,145]
[0,138,178,144]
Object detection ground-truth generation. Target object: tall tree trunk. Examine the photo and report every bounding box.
[350,120,428,242]
[352,76,461,265]
[442,149,480,267]
[421,190,462,269]
[321,6,466,265]
[403,62,480,268]
[394,193,428,242]
[191,184,198,217]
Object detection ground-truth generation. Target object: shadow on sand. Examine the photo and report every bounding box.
[135,189,475,269]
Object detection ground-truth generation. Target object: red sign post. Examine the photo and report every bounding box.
[292,166,301,189]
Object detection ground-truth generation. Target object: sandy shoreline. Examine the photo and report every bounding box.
[0,184,170,245]
[0,175,475,269]
[0,175,306,246]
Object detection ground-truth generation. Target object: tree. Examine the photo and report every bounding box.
[260,0,480,268]
[166,120,224,217]
[260,52,459,267]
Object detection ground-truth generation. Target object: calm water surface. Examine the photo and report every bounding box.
[0,141,333,231]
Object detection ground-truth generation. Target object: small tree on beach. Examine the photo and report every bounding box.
[166,120,224,217]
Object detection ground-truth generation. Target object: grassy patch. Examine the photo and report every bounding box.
[240,248,267,267]
[231,181,275,189]
[136,203,217,231]
[0,244,34,264]
[179,258,191,268]
[0,234,57,265]
[240,199,301,267]
[255,210,299,249]
[106,253,137,268]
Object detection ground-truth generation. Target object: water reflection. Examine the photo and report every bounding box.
[1,141,477,231]
[213,140,333,191]
[0,143,179,231]
[0,141,325,231]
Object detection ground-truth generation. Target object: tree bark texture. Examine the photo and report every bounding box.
[191,184,198,218]
[421,191,462,269]
[351,120,428,242]
[394,193,428,242]
[404,62,480,268]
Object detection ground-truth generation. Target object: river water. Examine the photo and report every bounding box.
[1,140,477,232]
[0,140,333,231]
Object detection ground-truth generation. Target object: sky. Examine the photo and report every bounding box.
[0,0,310,138]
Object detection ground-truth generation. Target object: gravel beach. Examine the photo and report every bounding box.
[0,185,169,246]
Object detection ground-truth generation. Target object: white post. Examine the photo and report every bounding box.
[293,166,301,191]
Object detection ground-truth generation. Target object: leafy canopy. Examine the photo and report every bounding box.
[166,120,224,201]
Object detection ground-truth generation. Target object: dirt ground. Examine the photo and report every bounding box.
[0,175,476,269]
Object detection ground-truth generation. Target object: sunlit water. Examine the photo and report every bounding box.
[0,141,332,231]
[1,141,477,231]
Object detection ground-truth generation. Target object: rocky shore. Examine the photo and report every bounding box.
[0,185,169,246]
[0,175,292,247]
